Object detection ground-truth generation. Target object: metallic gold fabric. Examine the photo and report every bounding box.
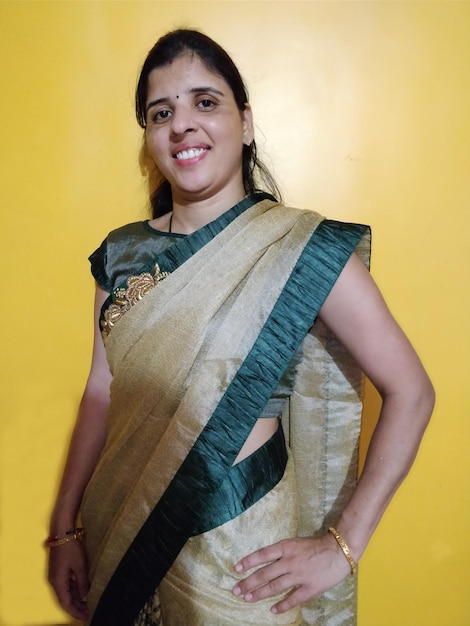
[82,201,323,611]
[82,199,370,625]
[283,231,371,625]
[158,453,303,626]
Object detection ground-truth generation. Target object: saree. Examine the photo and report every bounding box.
[81,194,370,625]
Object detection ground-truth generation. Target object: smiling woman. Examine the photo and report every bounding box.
[143,55,254,228]
[46,29,434,626]
[135,30,280,221]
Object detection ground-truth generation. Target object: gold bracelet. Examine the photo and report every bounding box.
[328,527,358,575]
[44,527,84,548]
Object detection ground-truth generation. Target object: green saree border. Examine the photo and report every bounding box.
[90,219,368,625]
[192,419,288,535]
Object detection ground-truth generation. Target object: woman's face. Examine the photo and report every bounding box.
[145,54,253,207]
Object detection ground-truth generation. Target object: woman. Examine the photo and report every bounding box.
[47,29,434,626]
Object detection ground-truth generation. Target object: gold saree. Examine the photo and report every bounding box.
[81,197,370,625]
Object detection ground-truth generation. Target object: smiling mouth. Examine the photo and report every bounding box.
[174,148,208,160]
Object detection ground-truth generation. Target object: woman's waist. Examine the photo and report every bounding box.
[234,416,280,465]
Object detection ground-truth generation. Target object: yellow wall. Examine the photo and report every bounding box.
[1,2,468,624]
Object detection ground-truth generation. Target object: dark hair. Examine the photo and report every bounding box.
[135,29,281,217]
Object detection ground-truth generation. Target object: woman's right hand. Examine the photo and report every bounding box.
[48,539,90,621]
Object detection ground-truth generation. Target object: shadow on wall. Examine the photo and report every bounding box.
[30,622,81,626]
[359,377,382,472]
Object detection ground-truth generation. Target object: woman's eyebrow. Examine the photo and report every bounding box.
[146,86,225,113]
[146,97,169,113]
[190,86,225,97]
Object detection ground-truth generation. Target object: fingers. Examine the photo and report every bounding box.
[73,564,90,604]
[233,539,302,610]
[48,543,90,620]
[53,574,89,620]
[69,576,90,620]
[53,573,89,620]
[271,586,311,615]
[234,540,285,574]
[233,557,288,598]
[232,535,351,614]
[234,571,293,603]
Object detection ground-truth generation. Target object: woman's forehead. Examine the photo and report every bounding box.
[147,55,227,94]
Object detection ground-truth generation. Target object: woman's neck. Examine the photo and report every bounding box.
[169,188,247,235]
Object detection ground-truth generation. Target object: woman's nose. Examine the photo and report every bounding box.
[170,105,196,135]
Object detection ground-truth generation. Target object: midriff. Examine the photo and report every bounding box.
[233,417,279,465]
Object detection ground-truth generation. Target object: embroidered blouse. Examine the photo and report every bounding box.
[89,221,300,418]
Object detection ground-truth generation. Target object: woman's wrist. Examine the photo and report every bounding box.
[328,527,358,575]
[333,503,379,562]
[45,527,84,548]
[49,507,80,537]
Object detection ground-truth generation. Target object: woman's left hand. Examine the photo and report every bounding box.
[232,533,351,614]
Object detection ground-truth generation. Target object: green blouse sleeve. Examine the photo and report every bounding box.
[89,238,111,292]
[88,221,185,295]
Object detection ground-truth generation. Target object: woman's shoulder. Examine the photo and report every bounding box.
[280,203,369,233]
[275,203,326,226]
[89,220,178,293]
[105,220,154,242]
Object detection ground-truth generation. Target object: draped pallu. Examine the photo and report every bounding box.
[81,196,371,625]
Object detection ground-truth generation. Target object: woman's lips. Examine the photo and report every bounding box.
[174,147,208,161]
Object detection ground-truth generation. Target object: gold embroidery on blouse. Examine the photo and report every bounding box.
[101,263,170,338]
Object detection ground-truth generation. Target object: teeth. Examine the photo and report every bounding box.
[175,148,206,160]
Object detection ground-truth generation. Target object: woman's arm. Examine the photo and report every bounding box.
[318,253,435,558]
[232,253,435,613]
[48,285,112,620]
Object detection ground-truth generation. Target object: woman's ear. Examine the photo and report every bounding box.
[242,104,254,146]
[139,135,164,197]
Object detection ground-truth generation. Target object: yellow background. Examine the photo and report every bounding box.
[1,1,469,625]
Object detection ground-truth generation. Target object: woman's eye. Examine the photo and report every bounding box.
[150,109,172,124]
[198,99,215,110]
